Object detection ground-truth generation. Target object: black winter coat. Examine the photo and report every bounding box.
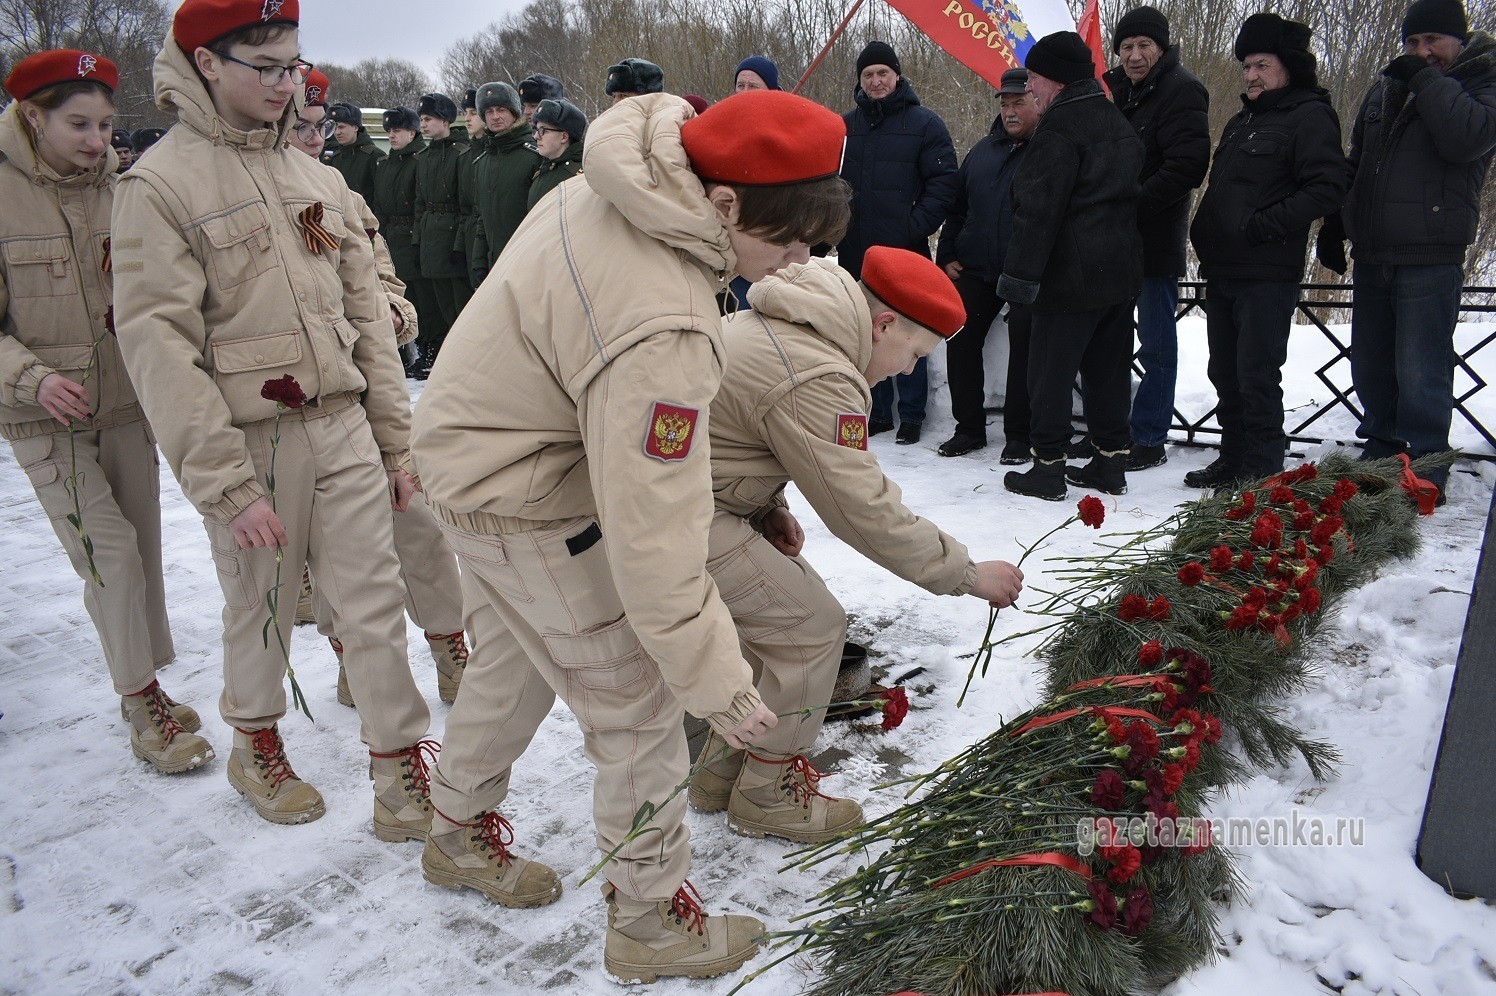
[997,79,1144,314]
[327,129,385,207]
[1191,86,1351,282]
[1103,46,1210,277]
[1344,32,1496,266]
[935,120,1029,283]
[837,78,958,278]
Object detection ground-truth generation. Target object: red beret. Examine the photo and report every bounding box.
[860,247,966,339]
[173,0,300,55]
[303,68,330,105]
[680,90,845,186]
[4,50,118,101]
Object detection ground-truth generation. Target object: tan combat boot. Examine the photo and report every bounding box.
[119,686,202,732]
[369,739,439,842]
[603,880,763,983]
[330,638,353,708]
[426,630,469,704]
[687,729,744,812]
[227,725,326,825]
[123,681,215,774]
[421,809,563,907]
[726,753,864,844]
[294,566,316,624]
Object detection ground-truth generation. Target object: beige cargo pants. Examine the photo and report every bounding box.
[203,396,429,752]
[705,511,847,758]
[310,487,464,638]
[9,419,172,696]
[430,513,691,903]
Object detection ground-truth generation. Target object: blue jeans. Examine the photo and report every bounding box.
[1130,276,1179,447]
[1351,262,1463,467]
[871,355,929,425]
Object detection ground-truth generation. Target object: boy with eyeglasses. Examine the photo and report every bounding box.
[525,97,585,211]
[111,0,438,832]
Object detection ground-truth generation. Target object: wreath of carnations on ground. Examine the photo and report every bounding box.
[743,451,1447,996]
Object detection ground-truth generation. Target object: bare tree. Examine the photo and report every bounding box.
[315,57,432,111]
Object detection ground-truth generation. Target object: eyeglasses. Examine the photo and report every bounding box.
[210,49,313,88]
[294,118,336,141]
[532,125,561,137]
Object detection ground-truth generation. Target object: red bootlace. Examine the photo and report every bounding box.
[669,879,707,935]
[746,752,835,806]
[239,726,297,787]
[141,680,184,742]
[370,739,441,799]
[471,811,517,867]
[426,631,469,665]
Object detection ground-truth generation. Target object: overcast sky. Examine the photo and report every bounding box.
[168,0,532,78]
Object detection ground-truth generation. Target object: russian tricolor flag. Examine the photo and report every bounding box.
[882,0,1107,89]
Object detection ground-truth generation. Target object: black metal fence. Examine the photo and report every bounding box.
[1160,281,1496,461]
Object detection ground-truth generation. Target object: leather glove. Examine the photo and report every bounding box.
[1384,54,1431,85]
[1316,214,1348,276]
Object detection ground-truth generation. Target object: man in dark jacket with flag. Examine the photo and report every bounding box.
[1322,0,1496,501]
[1189,14,1350,488]
[999,32,1145,501]
[936,68,1038,463]
[1103,6,1211,474]
[838,40,958,445]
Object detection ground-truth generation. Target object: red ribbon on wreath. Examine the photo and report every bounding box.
[930,850,1093,889]
[1012,705,1161,737]
[1395,454,1439,515]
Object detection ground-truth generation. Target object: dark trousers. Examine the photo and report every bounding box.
[1350,262,1463,470]
[870,357,928,426]
[1203,278,1298,475]
[410,276,452,369]
[948,272,1030,443]
[1028,302,1134,460]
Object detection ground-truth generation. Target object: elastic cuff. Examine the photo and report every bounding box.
[706,687,765,737]
[205,478,268,525]
[12,363,55,408]
[996,273,1039,305]
[381,450,413,476]
[1408,65,1442,92]
[950,560,980,597]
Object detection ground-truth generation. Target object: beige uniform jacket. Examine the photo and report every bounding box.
[412,93,761,730]
[111,39,410,525]
[0,106,142,442]
[713,261,978,596]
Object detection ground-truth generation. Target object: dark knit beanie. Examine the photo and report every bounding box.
[1234,13,1318,88]
[1112,5,1171,53]
[533,97,587,142]
[735,55,781,90]
[1402,0,1469,40]
[1025,31,1096,85]
[856,40,900,77]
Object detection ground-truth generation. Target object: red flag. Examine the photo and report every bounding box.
[880,0,1077,89]
[1077,0,1107,80]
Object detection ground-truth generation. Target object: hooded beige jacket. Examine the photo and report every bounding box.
[713,261,978,596]
[0,104,141,442]
[110,38,410,525]
[412,93,761,730]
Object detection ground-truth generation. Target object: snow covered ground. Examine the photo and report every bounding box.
[3,317,1495,995]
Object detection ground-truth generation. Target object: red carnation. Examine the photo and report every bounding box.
[1180,742,1202,773]
[1151,677,1179,712]
[1300,588,1322,615]
[1269,485,1295,505]
[1243,586,1268,611]
[879,685,909,731]
[1251,510,1284,549]
[1210,546,1234,572]
[1104,714,1128,744]
[1225,605,1259,631]
[1294,538,1310,559]
[1077,495,1106,529]
[1294,509,1317,530]
[1236,549,1256,572]
[1311,516,1344,547]
[1121,886,1154,936]
[1147,596,1171,621]
[1223,491,1258,521]
[1122,722,1161,774]
[1333,479,1358,501]
[1178,562,1206,587]
[1118,594,1149,622]
[1315,544,1335,566]
[1087,880,1118,929]
[1092,769,1127,810]
[1102,843,1142,883]
[1294,561,1320,590]
[1161,763,1186,794]
[1202,713,1224,745]
[1148,798,1179,824]
[1138,640,1164,667]
[261,375,307,409]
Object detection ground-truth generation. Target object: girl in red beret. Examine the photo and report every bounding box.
[1,50,215,774]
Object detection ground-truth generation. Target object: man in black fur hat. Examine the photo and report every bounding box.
[413,92,469,375]
[1321,0,1496,503]
[1187,13,1350,489]
[517,73,563,123]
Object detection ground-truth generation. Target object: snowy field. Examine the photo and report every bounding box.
[3,316,1496,995]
